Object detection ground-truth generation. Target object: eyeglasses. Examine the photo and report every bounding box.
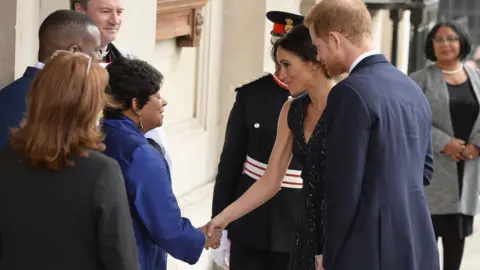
[433,36,460,45]
[51,50,93,74]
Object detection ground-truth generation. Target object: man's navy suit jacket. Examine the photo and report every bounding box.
[0,67,39,150]
[323,54,440,270]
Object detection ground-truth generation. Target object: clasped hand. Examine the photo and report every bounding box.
[198,225,222,250]
[198,214,229,250]
[443,138,479,161]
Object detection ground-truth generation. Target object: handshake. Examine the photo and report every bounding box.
[198,224,223,250]
[197,213,230,250]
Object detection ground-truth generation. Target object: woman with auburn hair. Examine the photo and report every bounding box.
[0,51,139,270]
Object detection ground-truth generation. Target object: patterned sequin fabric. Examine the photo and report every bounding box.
[287,94,326,270]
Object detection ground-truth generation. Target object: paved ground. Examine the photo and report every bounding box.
[166,183,480,269]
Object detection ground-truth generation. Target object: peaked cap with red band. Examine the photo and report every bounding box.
[266,11,304,37]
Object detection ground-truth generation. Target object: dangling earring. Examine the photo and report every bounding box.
[140,119,144,131]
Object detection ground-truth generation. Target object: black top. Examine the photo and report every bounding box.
[0,147,139,270]
[287,94,327,270]
[447,79,479,188]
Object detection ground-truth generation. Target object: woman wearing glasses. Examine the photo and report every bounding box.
[410,20,480,270]
[0,51,139,270]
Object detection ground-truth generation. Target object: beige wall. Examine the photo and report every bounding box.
[0,0,17,88]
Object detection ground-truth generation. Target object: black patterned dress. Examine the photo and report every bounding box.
[287,94,327,270]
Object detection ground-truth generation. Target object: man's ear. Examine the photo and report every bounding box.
[330,32,342,50]
[74,2,87,13]
[68,45,81,53]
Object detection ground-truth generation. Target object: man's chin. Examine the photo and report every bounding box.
[101,34,118,45]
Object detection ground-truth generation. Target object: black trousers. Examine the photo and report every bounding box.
[230,241,290,270]
[432,214,474,270]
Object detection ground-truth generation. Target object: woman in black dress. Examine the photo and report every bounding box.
[208,25,336,270]
[410,20,480,270]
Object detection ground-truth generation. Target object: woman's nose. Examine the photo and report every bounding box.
[278,68,287,81]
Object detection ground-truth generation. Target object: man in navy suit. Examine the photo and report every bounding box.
[0,9,102,150]
[305,0,439,269]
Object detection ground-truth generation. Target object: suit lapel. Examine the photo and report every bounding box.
[464,65,480,140]
[425,65,454,135]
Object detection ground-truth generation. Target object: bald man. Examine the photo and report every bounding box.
[0,9,103,150]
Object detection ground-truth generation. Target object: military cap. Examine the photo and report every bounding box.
[266,11,304,38]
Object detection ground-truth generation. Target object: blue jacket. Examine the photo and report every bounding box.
[102,117,205,270]
[323,54,439,270]
[0,67,40,150]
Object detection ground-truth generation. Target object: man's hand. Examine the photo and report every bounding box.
[461,143,480,160]
[198,225,222,250]
[442,138,466,161]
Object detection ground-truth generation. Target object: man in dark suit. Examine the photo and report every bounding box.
[0,9,102,150]
[304,0,440,269]
[211,11,304,270]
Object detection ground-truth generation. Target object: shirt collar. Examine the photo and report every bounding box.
[349,50,378,73]
[34,62,45,69]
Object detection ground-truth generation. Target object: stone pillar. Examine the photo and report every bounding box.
[218,0,267,140]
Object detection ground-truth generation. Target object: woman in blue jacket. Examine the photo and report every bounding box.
[102,57,219,270]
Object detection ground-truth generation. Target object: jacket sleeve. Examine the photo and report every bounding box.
[93,158,140,270]
[424,133,434,186]
[212,90,248,218]
[323,84,370,269]
[468,68,480,147]
[410,70,452,153]
[126,145,206,264]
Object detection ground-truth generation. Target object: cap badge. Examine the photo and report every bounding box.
[285,18,294,33]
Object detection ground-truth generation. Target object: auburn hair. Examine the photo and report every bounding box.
[305,0,372,43]
[10,51,113,170]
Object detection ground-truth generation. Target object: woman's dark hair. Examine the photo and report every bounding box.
[272,24,330,77]
[425,20,472,62]
[105,57,164,117]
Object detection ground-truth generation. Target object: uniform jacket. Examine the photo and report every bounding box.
[212,73,303,252]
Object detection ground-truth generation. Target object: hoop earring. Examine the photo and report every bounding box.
[140,119,144,131]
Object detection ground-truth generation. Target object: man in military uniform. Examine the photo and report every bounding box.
[71,0,172,168]
[211,11,304,270]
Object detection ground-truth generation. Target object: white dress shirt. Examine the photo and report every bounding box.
[349,50,378,74]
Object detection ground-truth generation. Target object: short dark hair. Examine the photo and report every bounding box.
[105,58,164,117]
[425,20,472,61]
[38,10,97,61]
[70,0,89,10]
